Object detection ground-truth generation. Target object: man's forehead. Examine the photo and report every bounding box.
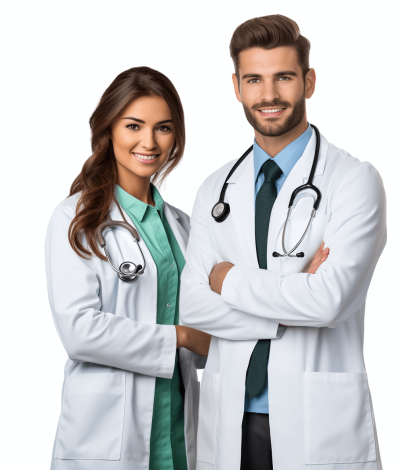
[238,46,300,75]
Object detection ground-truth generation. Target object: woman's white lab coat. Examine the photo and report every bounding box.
[45,193,203,470]
[180,129,386,470]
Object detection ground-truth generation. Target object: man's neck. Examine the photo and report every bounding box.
[254,117,308,157]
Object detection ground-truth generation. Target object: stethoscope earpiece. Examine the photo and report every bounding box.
[273,251,304,258]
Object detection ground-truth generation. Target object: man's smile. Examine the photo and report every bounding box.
[257,107,286,117]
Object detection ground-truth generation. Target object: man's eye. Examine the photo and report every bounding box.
[278,76,290,81]
[248,79,260,83]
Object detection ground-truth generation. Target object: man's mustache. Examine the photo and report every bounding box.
[251,100,292,110]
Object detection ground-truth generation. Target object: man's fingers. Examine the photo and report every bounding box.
[307,244,330,274]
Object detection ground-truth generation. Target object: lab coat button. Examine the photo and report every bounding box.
[167,303,171,308]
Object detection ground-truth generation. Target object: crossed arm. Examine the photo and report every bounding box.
[180,163,386,336]
[209,243,329,295]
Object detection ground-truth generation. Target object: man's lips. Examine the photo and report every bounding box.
[257,107,285,117]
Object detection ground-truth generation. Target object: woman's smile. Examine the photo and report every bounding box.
[132,152,160,164]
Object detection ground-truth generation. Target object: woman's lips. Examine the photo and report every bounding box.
[132,152,159,165]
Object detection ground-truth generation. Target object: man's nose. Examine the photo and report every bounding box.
[260,79,280,103]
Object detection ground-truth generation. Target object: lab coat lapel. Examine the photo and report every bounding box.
[164,203,189,256]
[226,151,259,268]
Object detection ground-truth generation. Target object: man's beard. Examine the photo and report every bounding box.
[242,94,306,137]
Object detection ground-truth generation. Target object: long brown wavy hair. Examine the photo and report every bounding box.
[68,66,185,260]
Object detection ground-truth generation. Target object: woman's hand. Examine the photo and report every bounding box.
[307,242,330,274]
[175,326,211,356]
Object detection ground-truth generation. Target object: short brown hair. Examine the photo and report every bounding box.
[230,14,310,80]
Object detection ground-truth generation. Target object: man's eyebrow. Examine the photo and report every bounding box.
[274,70,298,77]
[122,117,173,125]
[241,73,263,80]
[241,71,298,80]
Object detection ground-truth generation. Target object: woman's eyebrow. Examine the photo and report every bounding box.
[122,117,173,125]
[122,117,145,123]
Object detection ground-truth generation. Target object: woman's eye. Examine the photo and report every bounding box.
[157,126,171,132]
[127,124,139,130]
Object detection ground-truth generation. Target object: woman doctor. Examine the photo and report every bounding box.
[45,66,211,470]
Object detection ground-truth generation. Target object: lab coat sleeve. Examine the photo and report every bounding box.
[192,353,207,369]
[180,181,282,340]
[221,162,387,328]
[45,203,177,379]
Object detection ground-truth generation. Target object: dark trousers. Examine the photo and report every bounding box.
[240,412,273,470]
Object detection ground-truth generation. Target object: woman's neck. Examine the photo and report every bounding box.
[117,170,155,207]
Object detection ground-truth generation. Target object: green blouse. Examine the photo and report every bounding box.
[117,184,187,470]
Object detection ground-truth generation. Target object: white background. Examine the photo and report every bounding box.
[1,1,399,468]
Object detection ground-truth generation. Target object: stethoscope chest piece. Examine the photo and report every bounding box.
[212,202,230,223]
[118,261,143,282]
[97,205,147,283]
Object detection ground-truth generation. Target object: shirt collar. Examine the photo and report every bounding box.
[116,183,164,222]
[253,123,313,181]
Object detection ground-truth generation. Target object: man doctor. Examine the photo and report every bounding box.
[180,14,386,470]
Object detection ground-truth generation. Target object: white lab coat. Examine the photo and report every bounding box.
[45,193,204,470]
[180,129,386,470]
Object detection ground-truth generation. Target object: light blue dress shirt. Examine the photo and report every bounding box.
[244,124,312,414]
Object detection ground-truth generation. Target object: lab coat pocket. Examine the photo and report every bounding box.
[55,372,126,460]
[303,372,376,465]
[197,371,221,465]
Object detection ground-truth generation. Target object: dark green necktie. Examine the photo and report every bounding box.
[246,159,282,401]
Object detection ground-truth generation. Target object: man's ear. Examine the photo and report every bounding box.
[305,68,316,99]
[232,73,242,103]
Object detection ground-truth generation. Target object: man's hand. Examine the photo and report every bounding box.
[281,243,329,327]
[307,242,329,274]
[209,262,235,295]
[209,245,329,324]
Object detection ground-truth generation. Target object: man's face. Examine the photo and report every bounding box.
[232,46,315,137]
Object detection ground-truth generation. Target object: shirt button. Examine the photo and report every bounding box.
[170,264,174,269]
[167,303,171,308]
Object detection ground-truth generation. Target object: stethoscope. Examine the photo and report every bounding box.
[211,124,322,258]
[97,203,146,282]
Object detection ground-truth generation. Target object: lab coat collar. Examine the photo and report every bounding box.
[109,192,188,258]
[227,128,328,185]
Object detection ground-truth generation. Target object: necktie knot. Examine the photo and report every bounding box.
[261,159,283,183]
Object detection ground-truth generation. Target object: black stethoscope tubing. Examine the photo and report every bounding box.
[211,124,322,258]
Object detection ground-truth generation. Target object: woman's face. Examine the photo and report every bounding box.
[111,95,175,183]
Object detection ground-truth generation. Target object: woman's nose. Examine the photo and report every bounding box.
[140,128,157,150]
